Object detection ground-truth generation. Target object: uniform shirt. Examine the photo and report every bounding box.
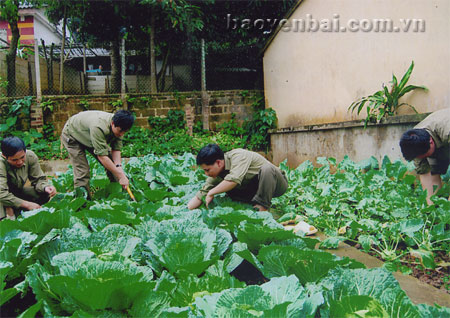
[63,111,123,156]
[195,148,270,200]
[0,150,49,207]
[414,108,450,174]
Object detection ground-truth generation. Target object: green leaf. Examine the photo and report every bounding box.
[144,219,231,277]
[321,268,421,318]
[169,175,190,186]
[128,290,171,318]
[319,236,346,249]
[358,235,376,252]
[329,295,389,318]
[409,248,436,269]
[236,221,297,251]
[253,245,365,285]
[17,300,43,318]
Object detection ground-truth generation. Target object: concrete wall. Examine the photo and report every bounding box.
[271,113,428,167]
[0,51,82,96]
[263,0,450,128]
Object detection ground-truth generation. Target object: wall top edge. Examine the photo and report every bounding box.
[270,113,430,134]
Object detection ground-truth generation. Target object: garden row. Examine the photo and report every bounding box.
[1,153,449,317]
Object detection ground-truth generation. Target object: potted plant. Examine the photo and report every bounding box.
[348,61,428,127]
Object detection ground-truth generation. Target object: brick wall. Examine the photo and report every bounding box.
[37,90,262,134]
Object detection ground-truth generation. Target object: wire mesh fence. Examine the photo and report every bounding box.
[0,39,262,98]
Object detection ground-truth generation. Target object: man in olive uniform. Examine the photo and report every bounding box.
[187,144,288,211]
[0,137,57,220]
[399,108,450,204]
[61,110,134,194]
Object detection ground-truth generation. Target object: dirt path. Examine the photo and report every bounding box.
[315,232,450,307]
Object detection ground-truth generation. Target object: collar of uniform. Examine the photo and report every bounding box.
[224,153,231,171]
[218,153,231,178]
[426,128,443,149]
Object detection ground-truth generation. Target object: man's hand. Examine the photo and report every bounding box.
[187,196,202,210]
[45,186,57,197]
[21,201,41,211]
[118,175,129,190]
[205,191,215,208]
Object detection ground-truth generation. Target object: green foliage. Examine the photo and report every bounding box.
[78,99,90,111]
[0,76,7,97]
[148,109,185,133]
[42,123,56,141]
[216,113,245,137]
[41,99,55,116]
[0,154,447,316]
[0,96,33,134]
[349,61,428,127]
[273,156,450,271]
[243,95,277,151]
[110,99,124,111]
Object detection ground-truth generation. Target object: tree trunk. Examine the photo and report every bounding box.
[6,19,19,96]
[59,4,67,94]
[110,39,121,93]
[149,11,157,93]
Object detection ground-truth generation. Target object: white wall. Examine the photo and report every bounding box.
[263,0,450,128]
[32,9,61,45]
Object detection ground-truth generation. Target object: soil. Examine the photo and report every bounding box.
[230,259,268,285]
[348,241,450,294]
[1,286,38,318]
[406,251,450,294]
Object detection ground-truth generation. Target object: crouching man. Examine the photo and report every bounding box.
[188,144,288,211]
[399,108,450,205]
[0,137,57,220]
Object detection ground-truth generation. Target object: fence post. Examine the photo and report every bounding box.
[201,38,209,130]
[82,44,87,94]
[120,37,128,109]
[31,39,43,132]
[34,39,42,101]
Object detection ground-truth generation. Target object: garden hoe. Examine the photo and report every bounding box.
[126,185,136,202]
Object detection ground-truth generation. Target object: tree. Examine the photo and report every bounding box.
[33,0,90,94]
[0,0,20,96]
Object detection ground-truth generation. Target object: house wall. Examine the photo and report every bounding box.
[32,11,61,45]
[263,0,450,128]
[0,8,61,46]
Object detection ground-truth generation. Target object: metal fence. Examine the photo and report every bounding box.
[0,40,262,98]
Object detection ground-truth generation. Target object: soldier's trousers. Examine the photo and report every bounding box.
[0,187,50,218]
[227,163,288,209]
[61,130,116,191]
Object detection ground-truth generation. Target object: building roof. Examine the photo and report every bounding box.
[19,1,35,9]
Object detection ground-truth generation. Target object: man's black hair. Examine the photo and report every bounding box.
[399,128,431,161]
[112,110,135,131]
[1,136,26,158]
[196,144,224,165]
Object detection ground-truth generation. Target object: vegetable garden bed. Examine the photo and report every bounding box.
[1,153,449,317]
